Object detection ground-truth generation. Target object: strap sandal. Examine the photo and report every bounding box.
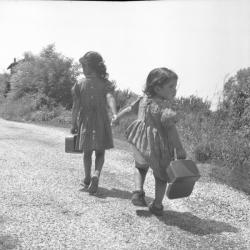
[88,176,99,194]
[149,201,164,216]
[131,190,147,207]
[80,178,91,189]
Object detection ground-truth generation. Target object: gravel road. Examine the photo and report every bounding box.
[0,118,249,250]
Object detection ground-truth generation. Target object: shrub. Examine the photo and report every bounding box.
[194,143,214,163]
[0,94,38,121]
[221,68,250,131]
[114,88,138,112]
[0,73,10,97]
[29,105,64,122]
[8,44,79,110]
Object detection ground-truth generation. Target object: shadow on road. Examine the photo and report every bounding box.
[0,235,20,250]
[80,186,154,202]
[88,187,132,199]
[136,210,238,236]
[0,216,20,250]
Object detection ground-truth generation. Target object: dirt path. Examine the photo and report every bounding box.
[0,118,249,250]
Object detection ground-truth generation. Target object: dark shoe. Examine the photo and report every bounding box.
[80,178,91,189]
[88,176,99,194]
[149,201,164,216]
[131,190,147,207]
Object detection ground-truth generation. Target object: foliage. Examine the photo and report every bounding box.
[0,73,10,97]
[0,94,38,121]
[113,87,138,111]
[220,68,250,136]
[187,68,250,191]
[173,95,211,117]
[8,44,80,110]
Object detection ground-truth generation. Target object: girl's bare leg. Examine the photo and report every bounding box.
[88,150,105,194]
[134,162,148,191]
[131,162,149,206]
[83,150,93,183]
[94,150,105,178]
[154,177,167,208]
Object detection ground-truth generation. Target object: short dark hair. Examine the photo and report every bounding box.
[79,51,108,80]
[143,67,178,97]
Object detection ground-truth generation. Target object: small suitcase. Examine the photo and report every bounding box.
[65,134,83,154]
[166,155,200,199]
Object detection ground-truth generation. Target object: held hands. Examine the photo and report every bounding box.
[111,114,119,126]
[70,126,78,134]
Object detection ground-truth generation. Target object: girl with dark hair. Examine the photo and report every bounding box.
[71,51,117,194]
[112,67,186,216]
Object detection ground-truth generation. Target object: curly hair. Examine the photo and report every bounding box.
[143,67,178,97]
[79,51,108,80]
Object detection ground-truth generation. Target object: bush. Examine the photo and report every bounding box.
[211,131,249,169]
[221,67,250,132]
[30,105,63,122]
[0,73,10,97]
[50,110,72,126]
[113,88,138,112]
[0,94,37,121]
[8,44,79,110]
[194,143,214,163]
[176,111,212,159]
[173,95,211,115]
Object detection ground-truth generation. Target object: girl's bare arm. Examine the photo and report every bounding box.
[116,106,133,120]
[167,125,187,159]
[106,93,117,117]
[115,97,141,121]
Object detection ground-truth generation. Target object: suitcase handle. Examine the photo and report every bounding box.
[174,148,177,161]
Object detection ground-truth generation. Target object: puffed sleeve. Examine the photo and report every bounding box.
[130,96,142,114]
[105,80,116,94]
[161,108,179,128]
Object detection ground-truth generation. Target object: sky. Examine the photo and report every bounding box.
[0,0,250,110]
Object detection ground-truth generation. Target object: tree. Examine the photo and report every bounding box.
[220,67,250,132]
[114,88,138,111]
[0,73,10,98]
[8,44,80,109]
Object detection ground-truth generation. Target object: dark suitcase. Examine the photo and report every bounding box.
[65,134,83,154]
[166,159,200,199]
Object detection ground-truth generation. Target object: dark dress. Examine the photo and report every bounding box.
[72,76,114,151]
[125,96,178,181]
